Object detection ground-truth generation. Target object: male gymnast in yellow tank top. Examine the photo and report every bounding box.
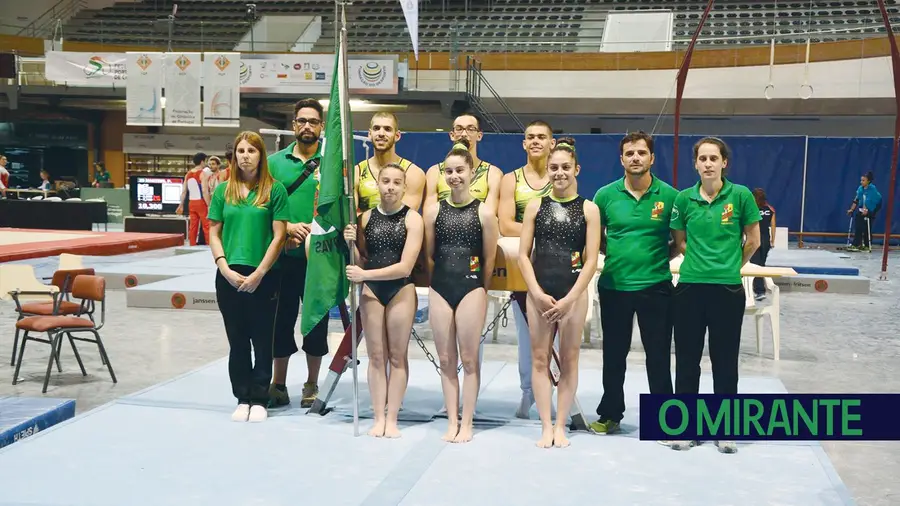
[424,113,503,213]
[355,112,426,213]
[498,120,555,419]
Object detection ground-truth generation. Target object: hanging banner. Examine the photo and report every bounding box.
[202,52,241,128]
[126,52,164,126]
[163,52,202,127]
[44,52,399,95]
[45,51,127,87]
[240,53,398,95]
[399,0,419,61]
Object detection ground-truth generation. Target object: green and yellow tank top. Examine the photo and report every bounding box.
[513,167,552,223]
[356,157,413,212]
[436,160,491,202]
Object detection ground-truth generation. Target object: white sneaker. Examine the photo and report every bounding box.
[231,404,250,422]
[658,440,695,451]
[248,405,268,422]
[715,440,737,454]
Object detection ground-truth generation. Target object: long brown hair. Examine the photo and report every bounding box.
[225,131,274,207]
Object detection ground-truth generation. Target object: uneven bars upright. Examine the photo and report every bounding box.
[799,135,809,248]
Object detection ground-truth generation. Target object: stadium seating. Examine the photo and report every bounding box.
[60,0,900,53]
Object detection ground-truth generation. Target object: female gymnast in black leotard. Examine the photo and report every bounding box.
[424,140,499,444]
[518,137,600,449]
[344,163,424,438]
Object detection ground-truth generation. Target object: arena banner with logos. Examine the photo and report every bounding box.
[126,52,164,127]
[163,52,202,127]
[45,51,398,95]
[45,51,127,87]
[238,53,398,94]
[202,53,241,128]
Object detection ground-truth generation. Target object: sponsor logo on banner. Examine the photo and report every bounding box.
[214,54,230,71]
[358,62,387,87]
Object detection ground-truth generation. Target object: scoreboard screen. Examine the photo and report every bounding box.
[129,176,183,214]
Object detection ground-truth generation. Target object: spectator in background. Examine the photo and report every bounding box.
[207,156,223,195]
[219,151,232,184]
[93,163,111,188]
[0,155,9,198]
[846,171,882,252]
[39,170,52,193]
[750,188,775,301]
[176,153,212,246]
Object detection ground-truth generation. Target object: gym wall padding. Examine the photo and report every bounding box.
[351,132,899,242]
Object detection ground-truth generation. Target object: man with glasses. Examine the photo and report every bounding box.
[424,113,502,212]
[354,112,426,212]
[267,98,331,408]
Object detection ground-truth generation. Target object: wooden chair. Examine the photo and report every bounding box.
[13,275,117,393]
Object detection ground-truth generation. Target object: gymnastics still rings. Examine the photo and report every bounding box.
[764,38,776,100]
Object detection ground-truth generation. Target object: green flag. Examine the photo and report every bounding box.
[300,51,354,335]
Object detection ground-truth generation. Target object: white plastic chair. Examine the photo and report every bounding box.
[742,271,781,360]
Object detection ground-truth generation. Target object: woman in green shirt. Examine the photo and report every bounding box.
[208,132,290,423]
[669,137,761,454]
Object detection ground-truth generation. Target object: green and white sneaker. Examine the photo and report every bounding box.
[589,418,621,434]
[268,384,290,408]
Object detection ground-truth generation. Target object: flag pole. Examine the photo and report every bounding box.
[337,0,361,437]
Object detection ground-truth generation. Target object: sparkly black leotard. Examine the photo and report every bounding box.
[431,198,484,310]
[531,195,587,301]
[363,205,413,306]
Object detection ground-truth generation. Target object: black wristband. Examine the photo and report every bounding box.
[214,256,226,264]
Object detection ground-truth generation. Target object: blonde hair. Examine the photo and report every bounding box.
[225,131,275,207]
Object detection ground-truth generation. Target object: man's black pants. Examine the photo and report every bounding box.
[273,255,330,360]
[595,281,674,423]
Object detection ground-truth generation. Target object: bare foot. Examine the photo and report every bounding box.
[442,424,459,442]
[368,419,386,437]
[383,422,402,439]
[553,427,570,448]
[536,427,554,448]
[453,424,473,443]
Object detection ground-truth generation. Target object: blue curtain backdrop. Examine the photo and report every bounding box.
[351,132,899,242]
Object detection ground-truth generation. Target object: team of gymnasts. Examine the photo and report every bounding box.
[209,108,761,453]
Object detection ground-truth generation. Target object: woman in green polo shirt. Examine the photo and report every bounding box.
[517,138,601,449]
[669,137,761,454]
[208,131,290,424]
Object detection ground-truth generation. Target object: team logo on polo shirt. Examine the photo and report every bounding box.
[651,201,665,220]
[721,203,734,224]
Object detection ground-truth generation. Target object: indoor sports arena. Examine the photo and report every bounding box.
[1,1,899,505]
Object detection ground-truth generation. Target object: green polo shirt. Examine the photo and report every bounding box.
[594,175,678,291]
[268,141,322,258]
[207,181,291,269]
[670,179,761,285]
